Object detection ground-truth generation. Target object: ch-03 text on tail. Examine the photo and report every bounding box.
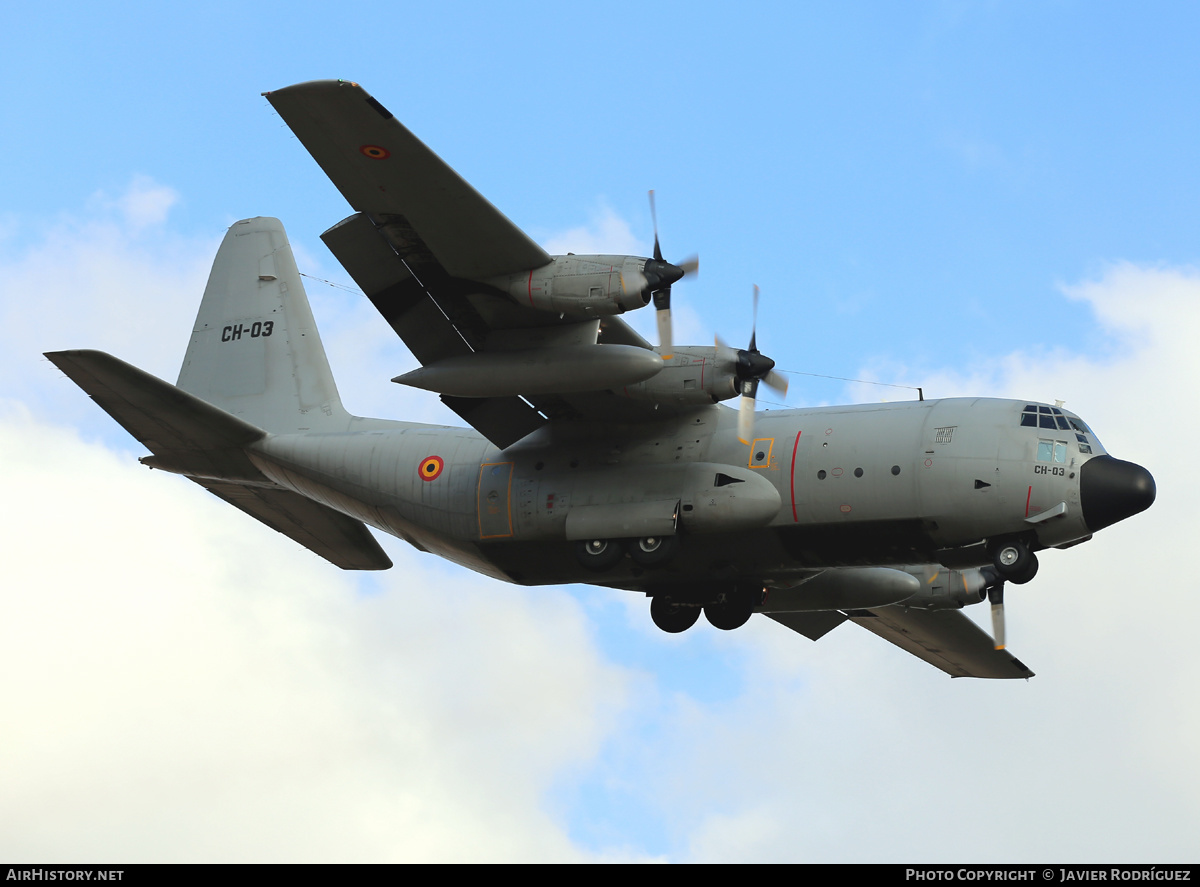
[48,81,1155,679]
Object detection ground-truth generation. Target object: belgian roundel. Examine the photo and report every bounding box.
[419,456,444,481]
[360,144,390,159]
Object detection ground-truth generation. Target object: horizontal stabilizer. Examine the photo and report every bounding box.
[48,349,392,570]
[191,480,392,570]
[46,349,266,481]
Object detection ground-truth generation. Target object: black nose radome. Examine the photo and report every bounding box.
[1080,455,1156,532]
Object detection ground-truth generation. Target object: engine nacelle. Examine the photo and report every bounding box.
[486,255,662,317]
[618,346,739,406]
[900,566,988,610]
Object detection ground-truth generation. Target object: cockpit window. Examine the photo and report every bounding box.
[1038,440,1069,463]
[1021,404,1061,428]
[1022,405,1093,437]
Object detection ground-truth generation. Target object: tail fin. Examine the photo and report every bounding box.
[177,216,350,432]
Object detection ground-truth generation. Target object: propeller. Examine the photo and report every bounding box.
[981,566,1007,650]
[718,285,790,444]
[646,190,698,359]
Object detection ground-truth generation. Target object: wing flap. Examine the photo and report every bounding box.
[440,394,546,450]
[266,80,551,280]
[192,479,392,571]
[321,212,474,366]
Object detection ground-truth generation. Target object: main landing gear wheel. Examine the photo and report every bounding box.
[650,596,700,633]
[990,540,1039,585]
[575,539,625,572]
[703,587,757,631]
[629,534,681,568]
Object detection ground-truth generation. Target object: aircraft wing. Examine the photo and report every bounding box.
[768,606,1034,679]
[267,81,674,449]
[264,80,550,280]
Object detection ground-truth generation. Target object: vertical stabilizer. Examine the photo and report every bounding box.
[177,217,350,432]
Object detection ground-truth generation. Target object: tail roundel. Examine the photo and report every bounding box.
[176,216,350,432]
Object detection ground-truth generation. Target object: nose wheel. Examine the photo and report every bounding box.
[990,539,1039,585]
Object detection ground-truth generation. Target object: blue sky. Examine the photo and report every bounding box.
[2,1,1199,862]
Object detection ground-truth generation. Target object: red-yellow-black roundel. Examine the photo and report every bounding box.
[360,144,390,159]
[418,455,444,482]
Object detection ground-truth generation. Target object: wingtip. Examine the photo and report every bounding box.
[264,79,365,101]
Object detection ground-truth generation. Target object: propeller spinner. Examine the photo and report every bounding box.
[718,285,789,444]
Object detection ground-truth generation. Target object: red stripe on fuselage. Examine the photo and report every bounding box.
[790,429,803,521]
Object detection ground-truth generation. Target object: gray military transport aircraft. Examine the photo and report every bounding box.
[47,80,1156,679]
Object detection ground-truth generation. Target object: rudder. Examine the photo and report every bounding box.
[177,216,350,432]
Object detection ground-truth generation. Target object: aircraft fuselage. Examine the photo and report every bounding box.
[244,395,1140,591]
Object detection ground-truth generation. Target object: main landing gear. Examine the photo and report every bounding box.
[575,535,681,571]
[649,585,761,634]
[650,596,700,633]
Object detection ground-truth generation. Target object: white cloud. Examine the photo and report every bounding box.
[0,405,635,862]
[541,205,645,257]
[112,175,180,230]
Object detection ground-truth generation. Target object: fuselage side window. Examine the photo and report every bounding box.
[1054,442,1067,463]
[1038,440,1054,462]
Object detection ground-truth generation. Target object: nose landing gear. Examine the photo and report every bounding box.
[989,538,1039,585]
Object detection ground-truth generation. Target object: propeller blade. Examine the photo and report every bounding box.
[752,284,760,321]
[763,369,789,397]
[738,388,756,445]
[656,306,673,359]
[677,254,699,277]
[648,190,663,262]
[715,334,737,367]
[749,285,759,353]
[988,581,1006,651]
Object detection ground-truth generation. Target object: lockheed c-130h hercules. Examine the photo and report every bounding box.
[47,80,1156,679]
